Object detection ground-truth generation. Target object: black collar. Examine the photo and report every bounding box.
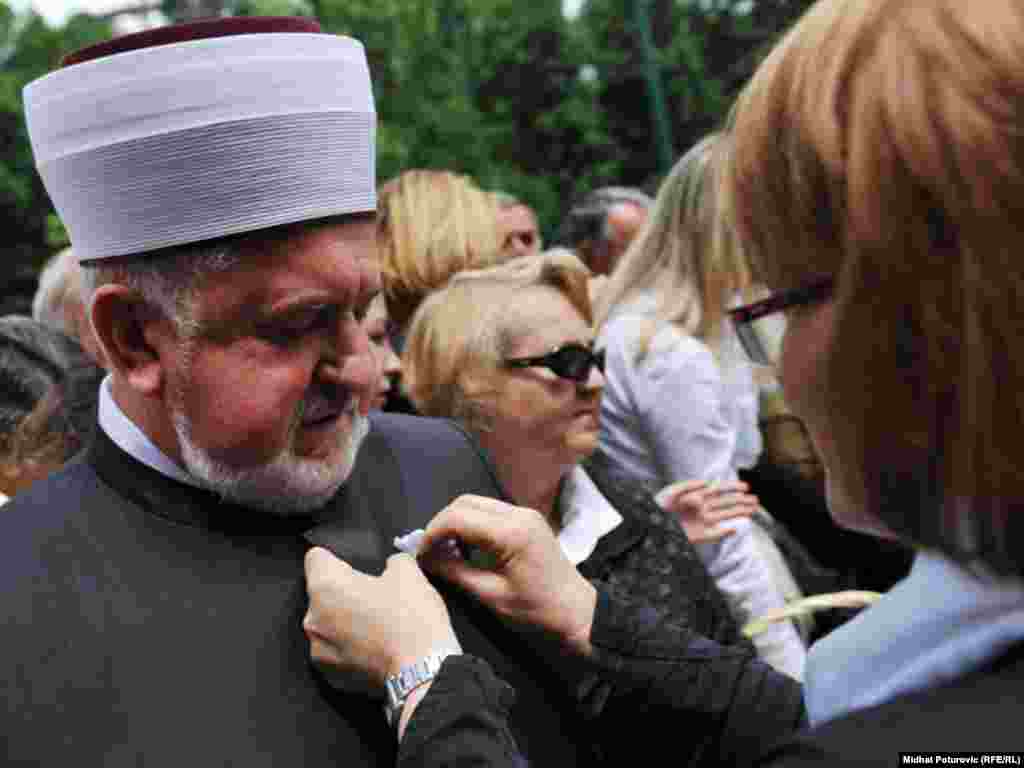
[86,427,326,536]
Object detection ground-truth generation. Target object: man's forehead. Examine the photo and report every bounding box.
[200,219,378,310]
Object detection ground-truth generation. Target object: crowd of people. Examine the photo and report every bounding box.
[1,0,1021,764]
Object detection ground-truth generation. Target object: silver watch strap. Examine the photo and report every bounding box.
[384,648,461,728]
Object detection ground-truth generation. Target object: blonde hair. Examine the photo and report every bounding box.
[727,0,1024,576]
[402,249,592,432]
[594,133,751,361]
[33,247,82,337]
[377,170,505,329]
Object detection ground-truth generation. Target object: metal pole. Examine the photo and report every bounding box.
[632,0,675,174]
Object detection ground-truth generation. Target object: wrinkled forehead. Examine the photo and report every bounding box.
[193,216,379,320]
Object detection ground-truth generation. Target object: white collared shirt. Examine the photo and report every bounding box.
[556,466,624,565]
[97,374,201,488]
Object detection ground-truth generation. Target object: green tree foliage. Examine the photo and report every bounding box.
[1,4,111,274]
[575,0,814,189]
[0,0,816,275]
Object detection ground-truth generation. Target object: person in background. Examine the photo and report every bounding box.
[377,249,787,764]
[302,0,1024,762]
[560,186,652,279]
[0,315,98,459]
[493,193,542,258]
[402,247,759,596]
[377,170,506,340]
[0,316,97,496]
[376,169,514,414]
[0,386,79,498]
[32,246,105,365]
[593,134,807,676]
[361,294,402,411]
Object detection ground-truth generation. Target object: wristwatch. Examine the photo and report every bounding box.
[384,648,461,729]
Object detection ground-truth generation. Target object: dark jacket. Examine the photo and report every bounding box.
[399,639,1024,768]
[0,413,594,766]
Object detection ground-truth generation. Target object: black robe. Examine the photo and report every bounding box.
[0,412,593,766]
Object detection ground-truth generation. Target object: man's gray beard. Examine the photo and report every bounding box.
[172,404,370,516]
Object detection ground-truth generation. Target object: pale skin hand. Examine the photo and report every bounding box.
[419,494,599,658]
[302,549,460,697]
[656,480,759,544]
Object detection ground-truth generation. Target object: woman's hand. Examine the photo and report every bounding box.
[419,495,598,657]
[303,548,460,696]
[656,479,759,543]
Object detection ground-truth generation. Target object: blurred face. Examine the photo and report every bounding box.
[165,218,380,514]
[777,298,880,535]
[475,288,604,475]
[361,294,401,410]
[499,204,541,258]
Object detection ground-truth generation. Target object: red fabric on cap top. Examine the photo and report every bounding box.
[61,16,322,67]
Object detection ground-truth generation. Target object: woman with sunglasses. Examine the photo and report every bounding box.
[303,250,791,761]
[592,132,808,678]
[303,0,1023,764]
[360,250,769,754]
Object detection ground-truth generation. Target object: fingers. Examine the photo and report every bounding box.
[690,526,736,544]
[702,485,758,511]
[420,494,539,558]
[425,552,509,600]
[712,480,750,494]
[384,551,421,574]
[655,479,707,506]
[304,546,353,586]
[704,497,758,516]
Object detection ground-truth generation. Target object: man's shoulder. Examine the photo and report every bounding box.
[367,411,472,442]
[364,412,496,473]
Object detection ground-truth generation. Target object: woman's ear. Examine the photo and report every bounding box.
[90,284,174,396]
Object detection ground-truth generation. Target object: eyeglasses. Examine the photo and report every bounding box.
[503,342,606,383]
[728,278,834,366]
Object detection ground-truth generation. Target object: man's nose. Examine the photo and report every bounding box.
[318,311,371,378]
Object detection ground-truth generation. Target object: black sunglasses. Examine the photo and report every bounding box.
[728,277,834,366]
[504,342,606,383]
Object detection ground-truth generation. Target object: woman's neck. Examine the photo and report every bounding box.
[485,447,566,531]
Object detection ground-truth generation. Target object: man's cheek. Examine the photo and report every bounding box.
[191,374,302,455]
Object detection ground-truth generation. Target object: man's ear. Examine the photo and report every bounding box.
[90,284,176,396]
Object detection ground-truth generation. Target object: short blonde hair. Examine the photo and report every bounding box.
[402,249,592,431]
[32,248,82,337]
[377,170,505,329]
[594,133,751,360]
[727,0,1024,576]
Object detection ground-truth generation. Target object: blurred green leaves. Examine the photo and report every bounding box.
[0,0,814,274]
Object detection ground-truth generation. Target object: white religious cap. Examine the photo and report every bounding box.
[23,17,376,262]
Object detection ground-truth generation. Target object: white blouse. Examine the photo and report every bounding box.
[596,294,805,680]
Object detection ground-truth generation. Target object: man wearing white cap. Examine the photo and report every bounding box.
[0,17,592,765]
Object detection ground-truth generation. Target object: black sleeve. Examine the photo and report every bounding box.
[399,589,806,768]
[398,655,526,768]
[565,586,808,768]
